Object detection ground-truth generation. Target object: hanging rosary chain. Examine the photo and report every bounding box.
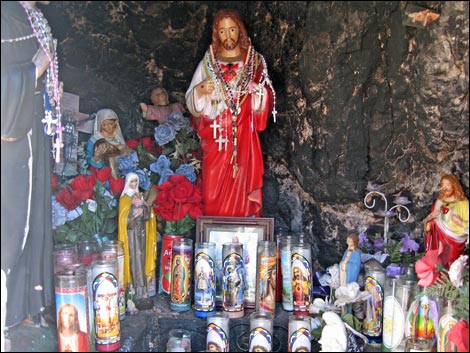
[20,1,63,163]
[1,33,35,43]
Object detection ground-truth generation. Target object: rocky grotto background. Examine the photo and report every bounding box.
[41,1,469,266]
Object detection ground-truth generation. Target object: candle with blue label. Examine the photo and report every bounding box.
[193,242,216,318]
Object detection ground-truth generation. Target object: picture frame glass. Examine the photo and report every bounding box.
[196,216,274,308]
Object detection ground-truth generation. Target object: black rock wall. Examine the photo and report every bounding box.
[42,1,469,266]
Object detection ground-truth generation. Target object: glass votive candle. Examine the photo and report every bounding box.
[52,243,78,274]
[77,239,99,264]
[248,311,274,352]
[404,337,433,352]
[288,314,311,352]
[206,311,230,352]
[167,329,191,352]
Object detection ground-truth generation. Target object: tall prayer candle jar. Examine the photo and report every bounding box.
[279,235,299,311]
[382,277,417,352]
[222,242,244,318]
[248,311,274,352]
[206,311,230,352]
[55,269,91,352]
[288,314,312,352]
[193,241,216,318]
[255,240,277,313]
[170,238,193,311]
[91,253,120,352]
[103,240,126,321]
[159,234,183,294]
[362,259,386,344]
[64,262,94,347]
[291,242,312,315]
[53,243,78,274]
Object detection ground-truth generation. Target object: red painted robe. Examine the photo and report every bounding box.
[186,48,274,217]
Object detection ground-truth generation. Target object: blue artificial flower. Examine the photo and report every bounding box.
[118,151,139,176]
[52,196,69,229]
[149,155,171,174]
[154,123,177,146]
[175,163,196,184]
[157,168,175,185]
[103,189,118,208]
[166,111,189,131]
[134,168,151,190]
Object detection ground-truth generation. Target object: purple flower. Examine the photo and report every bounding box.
[359,232,370,249]
[400,233,419,253]
[373,238,384,250]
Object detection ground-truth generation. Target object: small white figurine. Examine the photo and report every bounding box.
[319,311,348,352]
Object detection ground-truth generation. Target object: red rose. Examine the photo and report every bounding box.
[442,207,449,214]
[109,177,125,196]
[51,173,58,193]
[90,166,112,183]
[154,175,203,223]
[140,137,157,154]
[126,139,139,149]
[55,187,82,210]
[69,174,96,193]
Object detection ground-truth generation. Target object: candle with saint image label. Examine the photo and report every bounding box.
[222,242,244,318]
[255,240,277,313]
[206,311,230,352]
[193,242,216,318]
[248,311,274,352]
[170,238,193,311]
[288,314,311,352]
[291,242,312,315]
[279,235,299,311]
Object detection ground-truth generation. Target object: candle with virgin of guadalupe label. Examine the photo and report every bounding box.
[222,242,244,318]
[170,238,193,311]
[193,242,216,318]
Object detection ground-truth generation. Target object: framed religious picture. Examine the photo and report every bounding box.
[196,216,274,308]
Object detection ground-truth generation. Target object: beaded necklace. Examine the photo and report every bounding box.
[203,45,277,177]
[1,33,35,43]
[208,45,255,176]
[19,1,63,163]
